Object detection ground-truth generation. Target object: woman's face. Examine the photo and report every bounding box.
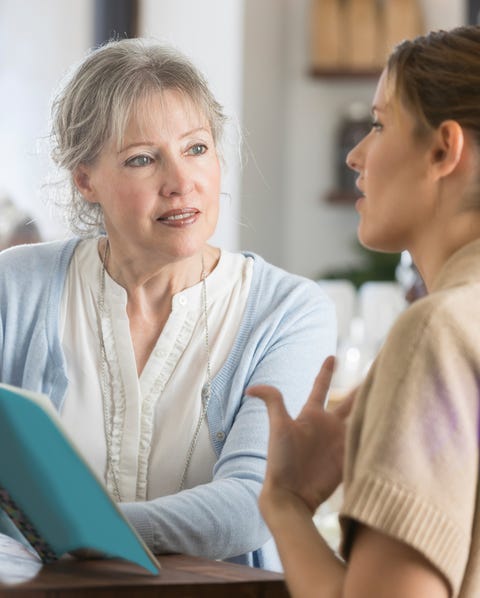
[346,70,435,254]
[76,89,221,263]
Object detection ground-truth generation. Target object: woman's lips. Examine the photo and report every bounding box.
[355,180,365,211]
[355,195,365,211]
[157,208,200,226]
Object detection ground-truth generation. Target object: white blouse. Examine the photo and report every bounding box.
[59,239,253,501]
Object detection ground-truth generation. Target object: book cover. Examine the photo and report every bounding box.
[0,383,160,575]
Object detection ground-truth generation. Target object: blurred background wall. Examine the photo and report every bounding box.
[0,0,467,277]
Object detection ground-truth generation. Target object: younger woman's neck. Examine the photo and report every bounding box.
[411,212,480,290]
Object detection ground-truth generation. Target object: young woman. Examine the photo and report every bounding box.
[0,38,336,569]
[250,25,480,596]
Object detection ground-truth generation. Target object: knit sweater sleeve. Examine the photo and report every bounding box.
[0,240,76,404]
[340,291,479,597]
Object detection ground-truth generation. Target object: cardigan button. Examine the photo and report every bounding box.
[216,431,225,441]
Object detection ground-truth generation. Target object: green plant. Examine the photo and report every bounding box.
[319,240,400,289]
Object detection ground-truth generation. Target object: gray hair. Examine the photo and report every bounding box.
[50,38,227,236]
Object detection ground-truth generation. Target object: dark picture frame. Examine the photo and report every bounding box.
[468,0,480,25]
[94,0,139,46]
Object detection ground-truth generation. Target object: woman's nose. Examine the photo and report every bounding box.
[346,144,362,173]
[160,159,194,197]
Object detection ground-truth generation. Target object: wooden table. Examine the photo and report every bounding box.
[0,534,289,597]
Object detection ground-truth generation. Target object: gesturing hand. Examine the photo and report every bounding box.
[247,356,354,516]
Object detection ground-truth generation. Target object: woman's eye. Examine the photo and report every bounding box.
[371,120,383,132]
[189,143,207,156]
[126,155,153,167]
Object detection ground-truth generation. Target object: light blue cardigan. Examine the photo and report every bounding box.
[0,239,336,570]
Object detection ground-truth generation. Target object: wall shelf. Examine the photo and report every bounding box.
[326,190,360,204]
[309,68,381,80]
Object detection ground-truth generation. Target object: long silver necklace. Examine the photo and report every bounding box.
[97,239,213,500]
[178,254,213,491]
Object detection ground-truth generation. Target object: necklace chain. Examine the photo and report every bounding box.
[178,254,212,491]
[97,238,213,500]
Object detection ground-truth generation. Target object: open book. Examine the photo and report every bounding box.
[0,383,160,575]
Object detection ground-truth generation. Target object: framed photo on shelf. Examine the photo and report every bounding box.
[468,0,480,25]
[94,0,138,46]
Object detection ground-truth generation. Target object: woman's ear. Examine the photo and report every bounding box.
[73,165,97,204]
[430,120,465,180]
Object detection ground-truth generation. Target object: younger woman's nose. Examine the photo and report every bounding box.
[346,145,361,173]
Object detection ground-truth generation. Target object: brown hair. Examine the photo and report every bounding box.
[386,26,480,144]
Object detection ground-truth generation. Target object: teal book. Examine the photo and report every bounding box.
[0,383,160,575]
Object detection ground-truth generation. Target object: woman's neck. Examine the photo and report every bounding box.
[98,237,220,301]
[97,237,220,375]
[410,210,480,290]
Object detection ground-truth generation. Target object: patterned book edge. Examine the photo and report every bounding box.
[0,485,58,564]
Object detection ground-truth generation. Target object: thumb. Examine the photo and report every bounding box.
[333,387,357,420]
[246,384,291,424]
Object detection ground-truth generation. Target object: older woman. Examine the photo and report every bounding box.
[0,39,335,570]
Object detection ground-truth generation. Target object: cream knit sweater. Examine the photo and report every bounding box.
[340,239,480,597]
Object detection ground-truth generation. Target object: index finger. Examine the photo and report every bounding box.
[308,355,335,408]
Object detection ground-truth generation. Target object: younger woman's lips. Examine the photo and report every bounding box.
[355,196,365,211]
